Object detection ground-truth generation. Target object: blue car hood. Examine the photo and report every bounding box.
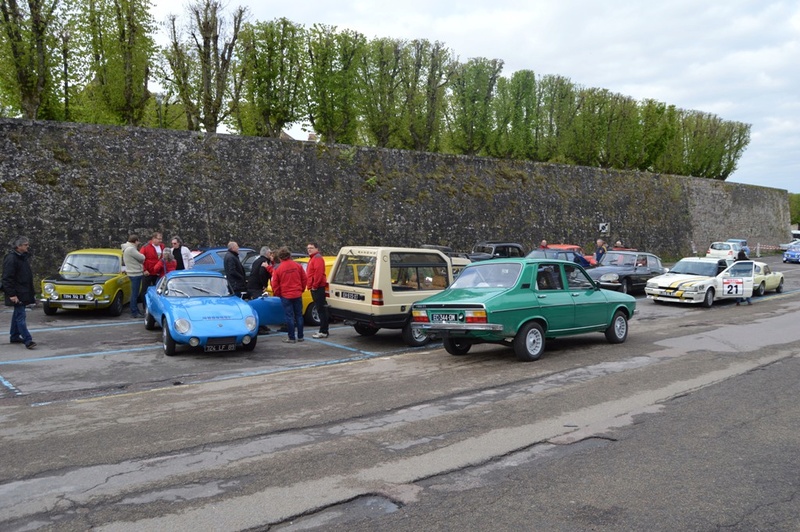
[171,297,249,321]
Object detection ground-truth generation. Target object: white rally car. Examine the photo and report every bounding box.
[645,257,758,307]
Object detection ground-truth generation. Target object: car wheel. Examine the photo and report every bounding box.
[605,310,628,344]
[242,335,257,352]
[513,321,545,362]
[776,279,784,293]
[144,309,156,330]
[354,323,379,336]
[304,302,320,326]
[42,302,58,316]
[701,288,715,308]
[755,282,766,297]
[443,337,472,356]
[621,278,632,294]
[162,320,176,356]
[108,292,123,316]
[401,323,430,347]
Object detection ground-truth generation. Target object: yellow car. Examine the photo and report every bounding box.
[40,248,131,316]
[267,255,336,325]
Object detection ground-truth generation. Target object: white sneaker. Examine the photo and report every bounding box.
[312,332,328,339]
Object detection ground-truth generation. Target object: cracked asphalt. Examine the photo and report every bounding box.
[1,255,799,531]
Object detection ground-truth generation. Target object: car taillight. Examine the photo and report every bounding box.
[371,289,384,306]
[324,282,329,298]
[411,310,429,322]
[465,310,488,323]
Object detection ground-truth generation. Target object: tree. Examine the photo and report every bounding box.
[0,0,60,118]
[789,193,800,226]
[358,36,406,148]
[487,69,537,160]
[306,23,365,144]
[445,56,503,156]
[399,39,451,152]
[78,0,155,125]
[235,17,305,137]
[532,74,576,163]
[162,0,244,132]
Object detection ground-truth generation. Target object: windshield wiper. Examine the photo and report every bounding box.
[169,288,190,297]
[191,285,223,297]
[83,264,102,273]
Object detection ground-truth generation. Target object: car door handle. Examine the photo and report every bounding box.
[570,293,580,297]
[537,295,547,299]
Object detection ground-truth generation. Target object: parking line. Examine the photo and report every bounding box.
[27,320,143,334]
[0,346,156,366]
[0,373,22,395]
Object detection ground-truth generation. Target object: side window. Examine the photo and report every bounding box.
[635,254,647,267]
[390,252,450,292]
[564,264,596,289]
[647,256,661,270]
[536,264,563,290]
[195,254,215,265]
[508,247,523,258]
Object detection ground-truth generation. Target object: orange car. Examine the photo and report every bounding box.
[547,244,597,266]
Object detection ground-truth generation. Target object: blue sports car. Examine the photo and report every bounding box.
[144,270,259,356]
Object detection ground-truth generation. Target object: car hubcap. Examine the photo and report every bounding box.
[615,317,627,338]
[526,329,542,354]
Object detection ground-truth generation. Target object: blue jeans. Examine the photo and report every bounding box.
[281,297,304,340]
[10,304,32,345]
[129,275,143,315]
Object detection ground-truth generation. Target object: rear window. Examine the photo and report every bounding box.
[331,255,376,287]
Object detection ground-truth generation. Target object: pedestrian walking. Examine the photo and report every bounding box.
[2,236,37,348]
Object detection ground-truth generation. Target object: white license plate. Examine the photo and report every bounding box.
[62,303,80,309]
[205,343,235,352]
[431,313,458,323]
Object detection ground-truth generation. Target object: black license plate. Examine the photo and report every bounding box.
[204,343,235,352]
[340,291,362,300]
[431,313,458,323]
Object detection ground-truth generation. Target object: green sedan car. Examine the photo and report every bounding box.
[411,258,636,361]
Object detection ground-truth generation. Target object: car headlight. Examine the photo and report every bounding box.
[646,282,657,289]
[92,284,104,295]
[44,283,55,294]
[85,293,95,301]
[600,273,619,282]
[245,316,257,331]
[683,285,699,293]
[174,319,191,334]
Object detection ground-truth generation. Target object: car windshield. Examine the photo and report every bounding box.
[788,245,800,251]
[599,252,636,268]
[61,253,120,274]
[451,263,522,289]
[165,276,231,297]
[670,260,719,277]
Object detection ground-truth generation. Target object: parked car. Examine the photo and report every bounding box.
[247,295,286,328]
[527,248,593,268]
[468,241,526,261]
[144,270,259,356]
[644,257,759,307]
[726,238,750,256]
[752,262,785,296]
[326,246,457,346]
[706,241,741,259]
[40,248,131,316]
[546,244,597,266]
[784,244,800,263]
[586,251,667,294]
[192,247,258,276]
[410,258,636,361]
[779,239,800,251]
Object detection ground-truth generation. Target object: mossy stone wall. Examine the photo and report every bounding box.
[0,118,790,281]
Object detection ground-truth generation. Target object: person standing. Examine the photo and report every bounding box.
[121,234,145,318]
[153,249,177,277]
[271,247,307,343]
[735,249,752,306]
[539,240,549,249]
[306,242,329,339]
[141,232,163,290]
[2,236,36,348]
[247,246,273,300]
[224,241,247,297]
[594,238,608,264]
[170,236,194,270]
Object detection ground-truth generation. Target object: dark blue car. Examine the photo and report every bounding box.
[192,247,259,276]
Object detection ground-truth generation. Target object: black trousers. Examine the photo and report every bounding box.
[310,287,329,334]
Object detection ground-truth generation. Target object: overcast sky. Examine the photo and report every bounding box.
[152,0,800,193]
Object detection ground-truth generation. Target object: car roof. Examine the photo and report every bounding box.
[165,270,226,279]
[67,248,123,256]
[678,256,727,263]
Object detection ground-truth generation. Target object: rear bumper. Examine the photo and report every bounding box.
[329,308,410,329]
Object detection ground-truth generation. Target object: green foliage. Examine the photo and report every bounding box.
[789,193,800,225]
[446,57,503,155]
[358,36,407,148]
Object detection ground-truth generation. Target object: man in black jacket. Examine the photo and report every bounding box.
[247,246,273,299]
[2,236,36,348]
[224,241,248,298]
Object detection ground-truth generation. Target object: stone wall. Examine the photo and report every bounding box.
[0,118,790,281]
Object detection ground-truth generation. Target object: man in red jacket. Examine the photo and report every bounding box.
[141,232,164,291]
[271,247,307,343]
[306,242,329,338]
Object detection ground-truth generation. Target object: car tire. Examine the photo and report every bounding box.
[304,302,320,326]
[42,302,58,316]
[755,282,766,297]
[443,337,472,356]
[144,309,156,330]
[621,278,632,294]
[513,321,545,362]
[605,310,628,344]
[701,288,715,308]
[354,323,379,336]
[402,323,430,347]
[108,292,123,317]
[162,320,176,356]
[242,335,257,351]
[776,279,784,293]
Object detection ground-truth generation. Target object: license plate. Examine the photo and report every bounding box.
[340,291,362,300]
[431,313,458,323]
[63,294,84,300]
[204,343,235,352]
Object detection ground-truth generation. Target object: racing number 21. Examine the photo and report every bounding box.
[724,278,743,295]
